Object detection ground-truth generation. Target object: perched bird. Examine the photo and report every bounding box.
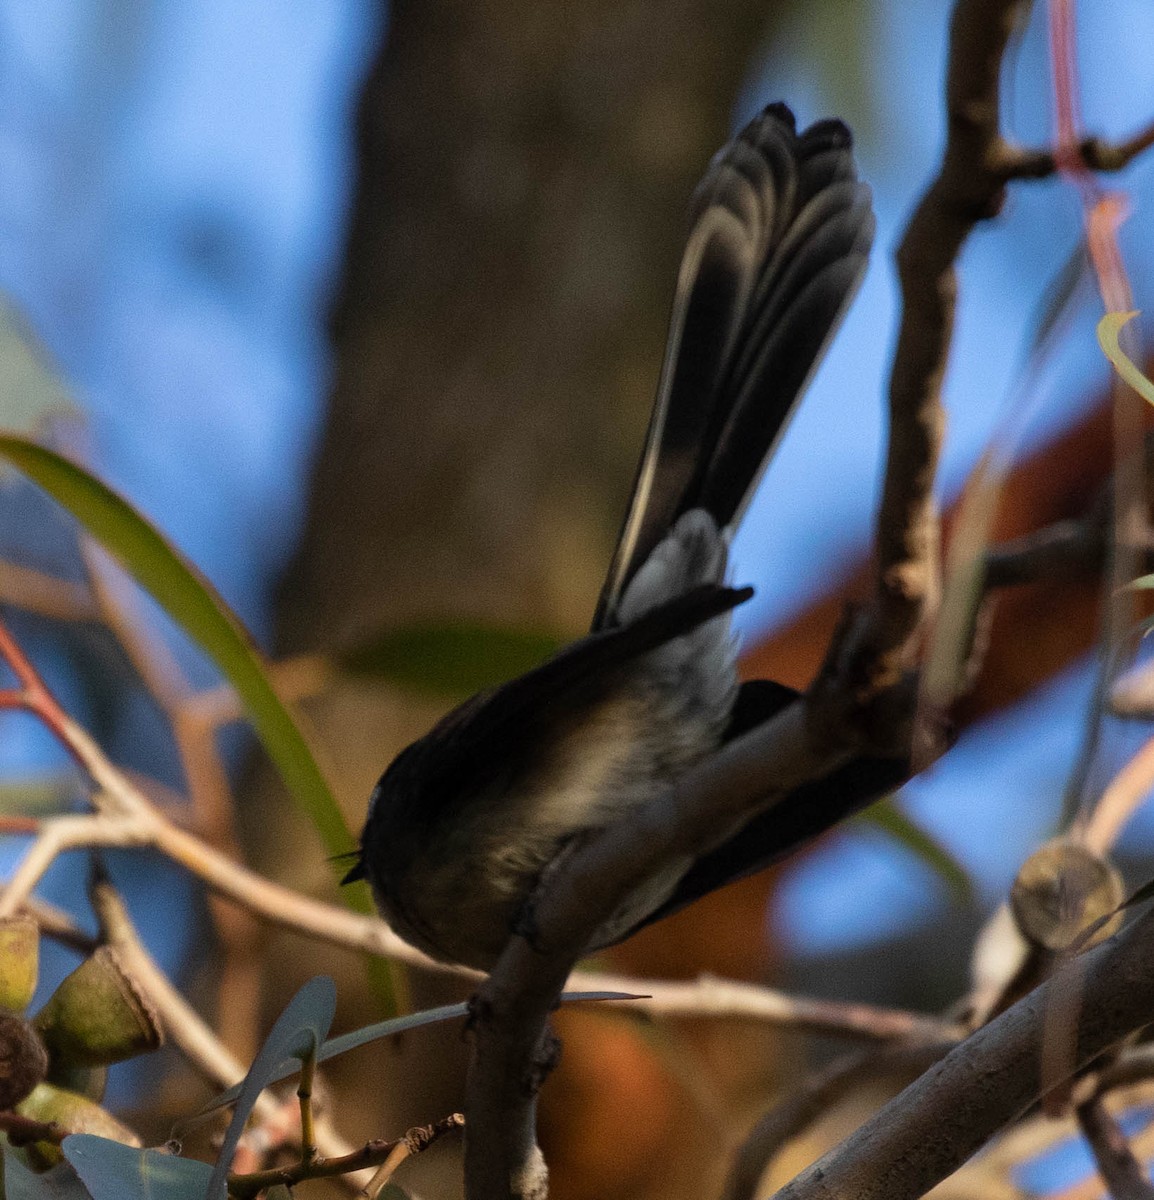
[343,103,909,971]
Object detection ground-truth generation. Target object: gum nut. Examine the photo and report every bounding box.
[1010,840,1124,952]
[17,1081,140,1169]
[0,1013,48,1109]
[0,917,40,1013]
[34,946,162,1068]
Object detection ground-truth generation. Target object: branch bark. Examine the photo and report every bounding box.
[463,696,908,1199]
[852,0,1031,694]
[770,904,1154,1200]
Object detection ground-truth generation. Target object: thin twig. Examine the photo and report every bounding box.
[19,893,97,955]
[0,562,98,622]
[1076,1096,1154,1200]
[575,970,963,1043]
[80,539,270,1057]
[1081,732,1154,855]
[1001,119,1154,179]
[723,1040,956,1200]
[1097,1044,1154,1096]
[984,518,1110,588]
[226,1114,464,1199]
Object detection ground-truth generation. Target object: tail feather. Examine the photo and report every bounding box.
[594,103,874,630]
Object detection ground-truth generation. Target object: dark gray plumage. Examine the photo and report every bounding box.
[344,103,905,971]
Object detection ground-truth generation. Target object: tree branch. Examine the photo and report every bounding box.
[1003,118,1154,179]
[463,698,896,1199]
[769,905,1154,1200]
[853,0,1030,693]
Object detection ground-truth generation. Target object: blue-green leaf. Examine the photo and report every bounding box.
[178,990,637,1130]
[205,976,336,1200]
[62,1139,211,1200]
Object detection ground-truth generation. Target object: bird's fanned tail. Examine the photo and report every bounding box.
[595,105,875,630]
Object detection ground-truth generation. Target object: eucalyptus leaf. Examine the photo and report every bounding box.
[0,435,349,859]
[3,1152,92,1200]
[340,622,563,696]
[178,990,638,1130]
[62,1139,211,1200]
[204,976,335,1200]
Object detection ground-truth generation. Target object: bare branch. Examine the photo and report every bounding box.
[0,562,98,622]
[769,905,1154,1200]
[575,971,962,1043]
[854,0,1032,692]
[1004,118,1154,179]
[984,518,1110,588]
[227,1113,464,1198]
[1097,1046,1154,1096]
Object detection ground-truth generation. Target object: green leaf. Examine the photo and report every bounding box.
[0,775,75,817]
[62,1139,212,1200]
[859,798,974,904]
[1098,311,1154,405]
[0,435,349,858]
[340,622,563,696]
[1130,573,1154,591]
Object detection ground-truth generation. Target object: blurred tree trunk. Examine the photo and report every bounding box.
[277,0,776,648]
[268,4,786,1199]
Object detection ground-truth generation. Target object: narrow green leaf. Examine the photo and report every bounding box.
[859,798,974,904]
[0,435,349,857]
[340,622,563,696]
[1098,311,1154,405]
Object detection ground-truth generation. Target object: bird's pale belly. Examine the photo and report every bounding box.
[374,684,728,970]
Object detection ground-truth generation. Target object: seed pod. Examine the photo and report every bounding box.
[34,946,162,1068]
[17,1080,141,1168]
[0,1012,49,1109]
[1010,840,1124,952]
[0,916,40,1013]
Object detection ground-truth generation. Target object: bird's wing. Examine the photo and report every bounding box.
[377,583,755,818]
